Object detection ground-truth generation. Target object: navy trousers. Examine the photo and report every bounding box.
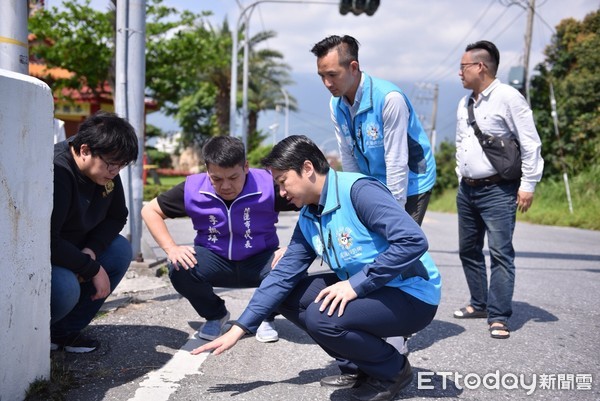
[277,273,437,381]
[169,246,277,321]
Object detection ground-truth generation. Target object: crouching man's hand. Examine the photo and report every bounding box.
[191,325,246,356]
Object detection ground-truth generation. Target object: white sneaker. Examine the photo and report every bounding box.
[386,336,409,355]
[255,320,279,343]
[197,311,230,341]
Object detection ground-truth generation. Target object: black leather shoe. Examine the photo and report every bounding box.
[351,359,413,401]
[320,372,366,388]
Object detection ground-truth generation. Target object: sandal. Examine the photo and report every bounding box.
[453,306,487,319]
[489,322,510,339]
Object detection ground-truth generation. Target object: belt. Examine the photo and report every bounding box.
[462,174,503,187]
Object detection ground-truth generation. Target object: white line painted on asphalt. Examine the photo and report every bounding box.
[127,336,210,401]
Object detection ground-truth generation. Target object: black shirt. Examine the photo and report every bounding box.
[157,179,297,218]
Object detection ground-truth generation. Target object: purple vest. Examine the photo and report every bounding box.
[183,168,279,261]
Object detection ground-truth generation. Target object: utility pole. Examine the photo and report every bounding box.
[0,0,28,74]
[430,83,439,153]
[549,82,573,214]
[413,82,438,152]
[116,0,147,261]
[523,0,535,103]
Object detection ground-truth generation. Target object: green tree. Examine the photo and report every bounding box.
[29,0,295,151]
[247,144,274,168]
[29,0,114,97]
[245,30,297,143]
[145,3,218,146]
[529,10,600,178]
[431,141,458,199]
[145,123,163,139]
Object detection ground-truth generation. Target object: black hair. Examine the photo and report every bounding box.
[261,135,330,175]
[202,136,246,168]
[310,35,359,67]
[71,111,138,164]
[465,40,500,76]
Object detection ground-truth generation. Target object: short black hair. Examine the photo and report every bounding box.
[465,40,500,76]
[202,136,246,168]
[261,135,330,175]
[310,35,359,67]
[71,111,138,164]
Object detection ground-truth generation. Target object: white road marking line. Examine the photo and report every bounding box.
[127,336,210,401]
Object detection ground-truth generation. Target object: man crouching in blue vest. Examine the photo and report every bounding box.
[192,135,441,401]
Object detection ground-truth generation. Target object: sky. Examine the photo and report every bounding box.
[55,0,600,152]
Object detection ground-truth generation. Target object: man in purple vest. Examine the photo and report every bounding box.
[142,136,296,342]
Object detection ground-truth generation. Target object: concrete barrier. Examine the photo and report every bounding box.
[0,68,54,401]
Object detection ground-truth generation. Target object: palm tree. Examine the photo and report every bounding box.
[244,31,297,151]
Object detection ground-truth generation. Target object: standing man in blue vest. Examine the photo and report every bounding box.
[311,34,437,355]
[310,34,436,225]
[192,135,441,401]
[141,136,296,343]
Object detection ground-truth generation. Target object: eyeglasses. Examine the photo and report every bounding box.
[459,62,481,72]
[97,154,130,172]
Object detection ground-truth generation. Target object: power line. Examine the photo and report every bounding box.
[420,1,497,84]
[424,3,517,85]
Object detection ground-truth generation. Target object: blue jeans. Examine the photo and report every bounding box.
[51,235,132,337]
[277,273,437,381]
[457,180,519,324]
[169,246,278,321]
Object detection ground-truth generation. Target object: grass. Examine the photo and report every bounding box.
[429,168,600,231]
[143,175,187,201]
[25,356,76,401]
[157,175,187,187]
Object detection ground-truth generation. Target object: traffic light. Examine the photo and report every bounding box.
[339,0,352,15]
[339,0,380,16]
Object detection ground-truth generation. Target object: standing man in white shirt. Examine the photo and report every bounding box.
[453,40,544,339]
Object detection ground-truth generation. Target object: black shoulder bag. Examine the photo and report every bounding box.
[467,98,522,181]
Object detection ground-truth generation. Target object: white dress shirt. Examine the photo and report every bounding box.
[455,79,544,192]
[331,73,410,205]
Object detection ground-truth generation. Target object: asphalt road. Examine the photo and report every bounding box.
[53,211,600,401]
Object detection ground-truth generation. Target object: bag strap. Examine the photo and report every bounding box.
[467,97,485,140]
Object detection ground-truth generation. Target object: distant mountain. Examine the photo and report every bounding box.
[259,72,467,153]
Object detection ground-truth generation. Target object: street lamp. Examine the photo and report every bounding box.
[280,87,289,137]
[269,123,280,145]
[229,0,337,149]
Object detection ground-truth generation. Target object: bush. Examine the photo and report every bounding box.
[144,184,174,201]
[247,145,273,167]
[143,175,187,201]
[146,148,172,168]
[518,165,600,230]
[432,141,458,200]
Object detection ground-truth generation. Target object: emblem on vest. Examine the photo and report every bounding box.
[336,227,363,260]
[337,230,353,249]
[366,123,380,140]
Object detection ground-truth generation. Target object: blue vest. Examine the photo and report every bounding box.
[332,73,436,196]
[184,168,279,261]
[298,170,441,305]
